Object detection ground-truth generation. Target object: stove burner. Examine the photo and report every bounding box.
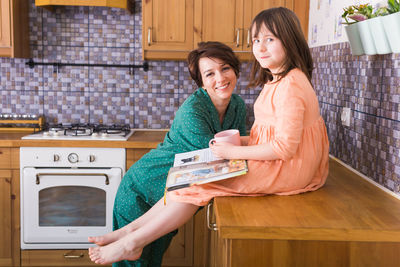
[95,124,131,136]
[47,123,65,132]
[64,124,95,136]
[42,123,131,137]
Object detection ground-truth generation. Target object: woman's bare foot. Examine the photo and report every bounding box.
[88,226,131,246]
[88,234,143,265]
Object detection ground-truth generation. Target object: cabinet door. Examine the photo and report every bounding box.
[126,148,150,171]
[21,249,107,266]
[242,0,287,52]
[142,0,194,59]
[0,170,13,267]
[0,0,11,48]
[162,218,193,266]
[197,0,244,52]
[287,0,309,40]
[0,0,29,58]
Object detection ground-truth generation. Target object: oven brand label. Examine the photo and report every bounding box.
[67,229,78,234]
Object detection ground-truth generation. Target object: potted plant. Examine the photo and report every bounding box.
[381,0,400,53]
[367,6,392,54]
[342,3,394,55]
[342,4,375,55]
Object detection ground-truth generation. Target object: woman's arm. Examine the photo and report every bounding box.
[210,142,281,161]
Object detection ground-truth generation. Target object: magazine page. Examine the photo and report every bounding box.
[166,159,247,191]
[173,148,220,167]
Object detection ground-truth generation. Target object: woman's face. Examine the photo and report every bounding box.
[199,57,237,103]
[252,23,286,74]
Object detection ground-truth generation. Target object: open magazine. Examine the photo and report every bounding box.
[166,148,247,191]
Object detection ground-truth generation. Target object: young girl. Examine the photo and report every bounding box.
[89,7,329,265]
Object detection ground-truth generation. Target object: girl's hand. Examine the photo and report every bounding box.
[210,142,236,159]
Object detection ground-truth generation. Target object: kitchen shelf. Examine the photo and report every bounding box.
[0,116,44,132]
[35,0,134,12]
[25,59,149,75]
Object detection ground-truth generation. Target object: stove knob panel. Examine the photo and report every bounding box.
[53,154,60,162]
[68,153,79,163]
[88,155,96,162]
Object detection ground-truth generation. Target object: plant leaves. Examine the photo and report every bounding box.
[348,14,368,22]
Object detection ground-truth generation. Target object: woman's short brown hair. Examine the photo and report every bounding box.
[248,7,313,88]
[188,42,240,87]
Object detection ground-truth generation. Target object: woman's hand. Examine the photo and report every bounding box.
[209,142,237,159]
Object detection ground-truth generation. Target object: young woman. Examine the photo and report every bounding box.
[89,7,329,265]
[88,41,246,267]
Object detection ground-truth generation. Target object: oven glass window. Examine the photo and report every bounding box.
[39,186,106,226]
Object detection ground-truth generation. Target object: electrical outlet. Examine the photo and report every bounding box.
[341,107,351,127]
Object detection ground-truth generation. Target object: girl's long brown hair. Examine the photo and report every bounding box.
[248,7,313,88]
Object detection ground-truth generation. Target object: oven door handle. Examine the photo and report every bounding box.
[35,173,110,185]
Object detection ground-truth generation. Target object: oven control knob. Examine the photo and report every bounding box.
[88,155,96,162]
[53,154,60,162]
[67,153,79,163]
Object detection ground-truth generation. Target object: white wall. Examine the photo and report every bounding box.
[308,0,386,47]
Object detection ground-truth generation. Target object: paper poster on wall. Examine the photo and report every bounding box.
[308,0,384,47]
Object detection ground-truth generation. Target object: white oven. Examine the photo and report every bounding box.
[20,147,125,249]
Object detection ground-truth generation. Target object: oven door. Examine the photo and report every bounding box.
[21,167,121,248]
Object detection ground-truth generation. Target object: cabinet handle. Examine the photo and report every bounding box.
[236,28,240,47]
[207,201,217,231]
[63,253,84,259]
[247,29,250,47]
[148,27,152,46]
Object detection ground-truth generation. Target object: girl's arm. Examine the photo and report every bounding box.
[210,142,281,161]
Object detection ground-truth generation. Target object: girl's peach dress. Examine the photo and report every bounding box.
[170,68,330,206]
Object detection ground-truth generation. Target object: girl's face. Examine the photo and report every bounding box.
[199,57,237,103]
[252,23,286,74]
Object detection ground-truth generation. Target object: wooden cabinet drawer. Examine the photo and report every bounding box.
[0,148,19,169]
[21,249,110,267]
[0,148,11,169]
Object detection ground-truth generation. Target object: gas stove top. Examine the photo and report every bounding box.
[22,123,134,141]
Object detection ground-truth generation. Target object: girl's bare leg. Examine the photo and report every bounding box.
[88,194,175,246]
[89,195,199,265]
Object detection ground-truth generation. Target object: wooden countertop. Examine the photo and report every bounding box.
[0,129,167,148]
[214,158,400,243]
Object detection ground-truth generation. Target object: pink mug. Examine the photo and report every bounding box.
[209,129,241,146]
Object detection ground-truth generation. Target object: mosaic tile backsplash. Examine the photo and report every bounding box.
[311,42,400,194]
[0,0,257,128]
[0,1,399,194]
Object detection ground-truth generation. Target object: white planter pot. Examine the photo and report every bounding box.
[344,23,364,55]
[381,12,400,53]
[357,19,377,55]
[367,16,392,54]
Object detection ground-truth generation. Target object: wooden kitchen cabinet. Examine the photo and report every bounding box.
[208,160,400,267]
[196,0,309,60]
[195,0,287,56]
[142,0,194,60]
[142,0,309,60]
[0,148,20,267]
[35,0,133,11]
[21,250,105,267]
[0,0,30,58]
[194,0,245,52]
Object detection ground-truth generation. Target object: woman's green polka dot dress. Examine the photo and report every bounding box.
[112,88,246,267]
